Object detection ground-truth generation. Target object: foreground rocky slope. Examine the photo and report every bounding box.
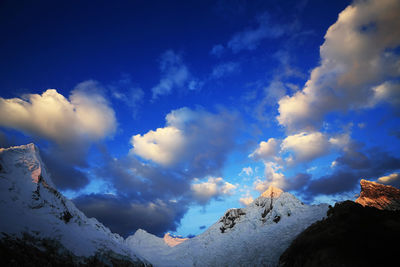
[0,144,149,266]
[127,186,329,267]
[279,180,400,267]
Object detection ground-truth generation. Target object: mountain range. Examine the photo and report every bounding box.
[1,144,399,266]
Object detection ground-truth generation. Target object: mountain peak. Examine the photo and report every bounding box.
[355,179,400,211]
[261,185,283,198]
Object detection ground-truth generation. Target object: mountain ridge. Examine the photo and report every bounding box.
[0,143,149,266]
[127,185,328,266]
[355,179,400,210]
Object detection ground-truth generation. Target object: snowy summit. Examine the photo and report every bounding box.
[126,185,328,266]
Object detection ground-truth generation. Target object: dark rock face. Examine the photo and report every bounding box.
[219,208,246,233]
[0,233,149,267]
[356,179,400,210]
[279,201,400,267]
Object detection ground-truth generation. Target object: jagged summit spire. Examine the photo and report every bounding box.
[261,185,283,198]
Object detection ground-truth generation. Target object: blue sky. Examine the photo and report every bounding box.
[0,0,399,237]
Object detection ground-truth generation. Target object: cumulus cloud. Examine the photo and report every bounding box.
[152,50,199,99]
[249,138,279,161]
[71,107,239,236]
[239,195,254,206]
[0,83,116,146]
[191,177,236,205]
[254,162,285,191]
[277,0,400,132]
[377,173,400,188]
[254,161,310,192]
[131,107,239,176]
[211,62,240,79]
[228,12,285,53]
[281,132,330,165]
[131,126,186,166]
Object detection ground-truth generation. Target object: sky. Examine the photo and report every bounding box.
[0,0,399,238]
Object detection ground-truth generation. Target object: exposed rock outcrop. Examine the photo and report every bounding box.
[355,179,400,210]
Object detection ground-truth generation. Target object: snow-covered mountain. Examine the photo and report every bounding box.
[0,144,148,266]
[126,185,329,267]
[355,179,400,211]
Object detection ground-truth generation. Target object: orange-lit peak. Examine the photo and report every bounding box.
[261,186,283,198]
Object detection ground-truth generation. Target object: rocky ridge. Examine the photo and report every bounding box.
[355,179,400,210]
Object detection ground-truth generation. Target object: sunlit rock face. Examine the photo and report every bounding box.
[279,180,400,267]
[163,233,188,247]
[355,179,400,211]
[261,185,283,198]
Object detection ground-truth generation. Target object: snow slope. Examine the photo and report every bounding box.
[0,144,147,264]
[126,186,329,267]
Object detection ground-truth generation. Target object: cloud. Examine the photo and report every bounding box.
[71,107,239,237]
[254,162,285,191]
[131,126,186,166]
[281,132,330,165]
[0,83,116,146]
[210,44,225,57]
[74,194,188,237]
[110,74,144,118]
[152,50,199,99]
[377,173,400,188]
[277,0,400,132]
[239,196,254,206]
[249,138,279,161]
[227,12,285,53]
[239,166,253,176]
[191,177,236,205]
[254,161,310,192]
[307,145,400,196]
[40,151,90,191]
[131,107,239,176]
[211,62,240,79]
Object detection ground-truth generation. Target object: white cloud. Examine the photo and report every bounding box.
[249,138,279,161]
[152,50,199,99]
[0,83,116,146]
[239,195,254,206]
[377,173,400,187]
[191,177,236,205]
[130,107,238,173]
[131,126,186,166]
[254,162,285,192]
[329,133,351,149]
[281,132,330,165]
[369,82,400,107]
[239,166,254,176]
[277,0,400,132]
